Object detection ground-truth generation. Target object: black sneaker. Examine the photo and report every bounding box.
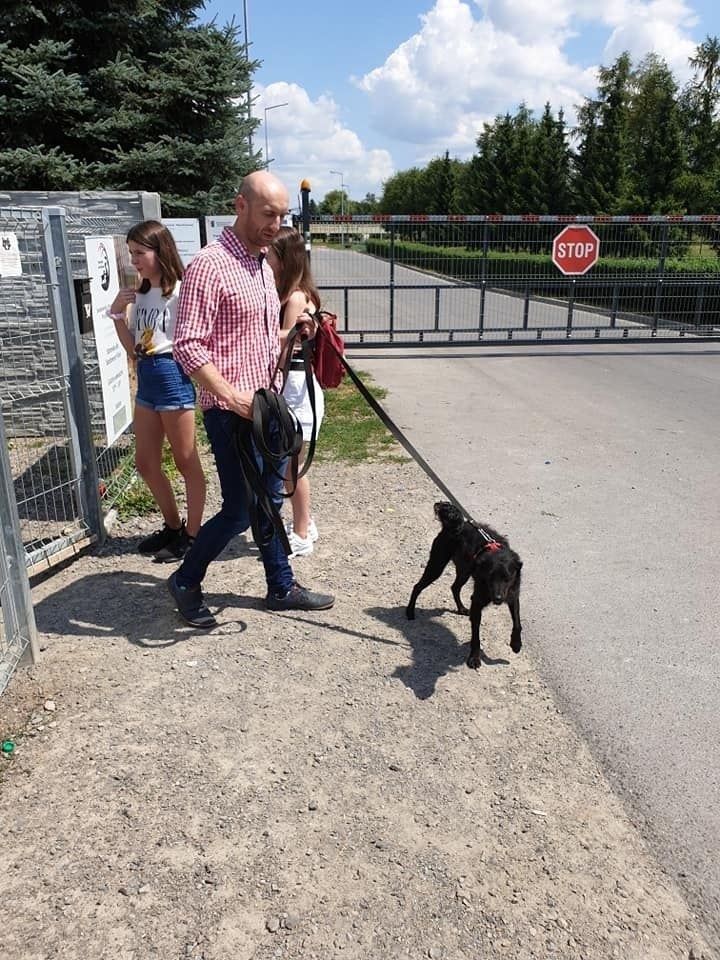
[153,530,193,563]
[138,522,184,556]
[167,572,217,628]
[265,581,335,612]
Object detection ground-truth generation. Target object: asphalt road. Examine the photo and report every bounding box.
[345,341,720,949]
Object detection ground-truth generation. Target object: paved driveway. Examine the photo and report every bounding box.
[346,340,720,947]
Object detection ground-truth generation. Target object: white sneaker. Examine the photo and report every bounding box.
[287,530,314,557]
[285,518,319,543]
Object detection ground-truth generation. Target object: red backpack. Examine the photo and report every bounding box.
[312,311,346,388]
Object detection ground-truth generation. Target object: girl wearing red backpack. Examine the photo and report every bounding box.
[266,227,324,557]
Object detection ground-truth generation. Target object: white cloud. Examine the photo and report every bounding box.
[358,0,593,159]
[251,0,708,200]
[254,82,394,205]
[597,0,700,77]
[358,0,705,166]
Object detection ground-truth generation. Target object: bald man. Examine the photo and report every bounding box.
[168,172,335,627]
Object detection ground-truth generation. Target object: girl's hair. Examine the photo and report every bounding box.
[270,226,321,310]
[126,219,184,297]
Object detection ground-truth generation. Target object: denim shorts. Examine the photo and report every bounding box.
[135,354,196,412]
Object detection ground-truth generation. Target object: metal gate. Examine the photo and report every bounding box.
[0,203,146,694]
[309,214,720,345]
[0,409,40,695]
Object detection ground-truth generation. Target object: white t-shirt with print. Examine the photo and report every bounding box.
[129,283,180,356]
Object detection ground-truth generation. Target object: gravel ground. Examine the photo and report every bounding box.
[0,454,716,960]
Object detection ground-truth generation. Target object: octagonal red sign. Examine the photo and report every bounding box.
[552,225,600,275]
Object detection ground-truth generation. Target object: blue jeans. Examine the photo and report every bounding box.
[175,407,294,597]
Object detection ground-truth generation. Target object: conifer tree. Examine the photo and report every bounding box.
[572,52,634,213]
[628,54,684,211]
[0,0,259,214]
[530,105,572,213]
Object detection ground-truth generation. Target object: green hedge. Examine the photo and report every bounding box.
[365,239,720,326]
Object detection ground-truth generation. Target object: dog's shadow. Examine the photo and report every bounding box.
[367,603,509,701]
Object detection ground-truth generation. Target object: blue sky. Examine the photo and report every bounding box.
[200,0,719,210]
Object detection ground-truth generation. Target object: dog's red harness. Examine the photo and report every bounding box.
[472,525,503,558]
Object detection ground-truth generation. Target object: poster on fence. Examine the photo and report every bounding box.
[204,215,235,244]
[163,218,202,265]
[84,236,133,446]
[0,232,22,278]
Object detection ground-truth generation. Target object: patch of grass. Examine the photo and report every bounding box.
[114,409,209,521]
[113,372,402,518]
[318,371,405,463]
[113,443,177,521]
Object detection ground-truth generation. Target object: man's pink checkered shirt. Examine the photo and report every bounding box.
[173,227,282,410]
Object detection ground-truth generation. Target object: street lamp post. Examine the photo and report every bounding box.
[243,0,253,157]
[264,102,289,169]
[330,169,345,246]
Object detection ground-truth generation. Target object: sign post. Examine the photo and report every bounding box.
[552,225,600,275]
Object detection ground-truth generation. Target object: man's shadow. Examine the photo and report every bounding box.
[366,602,509,701]
[32,558,253,650]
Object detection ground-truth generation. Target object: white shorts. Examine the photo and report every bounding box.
[282,369,325,442]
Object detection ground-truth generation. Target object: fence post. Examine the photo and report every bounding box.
[566,279,576,336]
[389,223,396,335]
[300,179,311,262]
[653,222,669,331]
[0,409,39,679]
[41,207,106,546]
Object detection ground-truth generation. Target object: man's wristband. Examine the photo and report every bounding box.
[106,308,126,321]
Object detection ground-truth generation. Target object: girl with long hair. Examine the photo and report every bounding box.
[108,220,206,561]
[266,226,324,556]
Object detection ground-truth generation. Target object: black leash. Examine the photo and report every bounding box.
[232,390,304,556]
[232,324,326,558]
[256,320,479,542]
[272,323,321,474]
[326,342,478,525]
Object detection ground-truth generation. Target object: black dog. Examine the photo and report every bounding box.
[406,502,523,669]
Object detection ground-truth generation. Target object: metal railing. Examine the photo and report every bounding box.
[309,214,720,344]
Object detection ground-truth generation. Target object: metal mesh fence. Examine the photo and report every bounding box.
[309,215,720,344]
[0,206,88,570]
[0,361,40,695]
[0,206,140,576]
[0,200,149,696]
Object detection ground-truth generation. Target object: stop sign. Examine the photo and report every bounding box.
[552,224,600,275]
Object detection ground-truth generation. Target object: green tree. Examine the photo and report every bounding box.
[318,189,350,215]
[675,36,720,211]
[685,35,720,173]
[378,40,720,217]
[465,112,517,211]
[627,54,684,211]
[572,52,634,213]
[530,104,572,213]
[353,193,380,214]
[421,152,462,214]
[463,105,543,213]
[379,168,426,214]
[0,0,259,214]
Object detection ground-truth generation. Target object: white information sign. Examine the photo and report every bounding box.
[204,215,235,244]
[163,218,202,264]
[0,232,23,278]
[84,236,133,446]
